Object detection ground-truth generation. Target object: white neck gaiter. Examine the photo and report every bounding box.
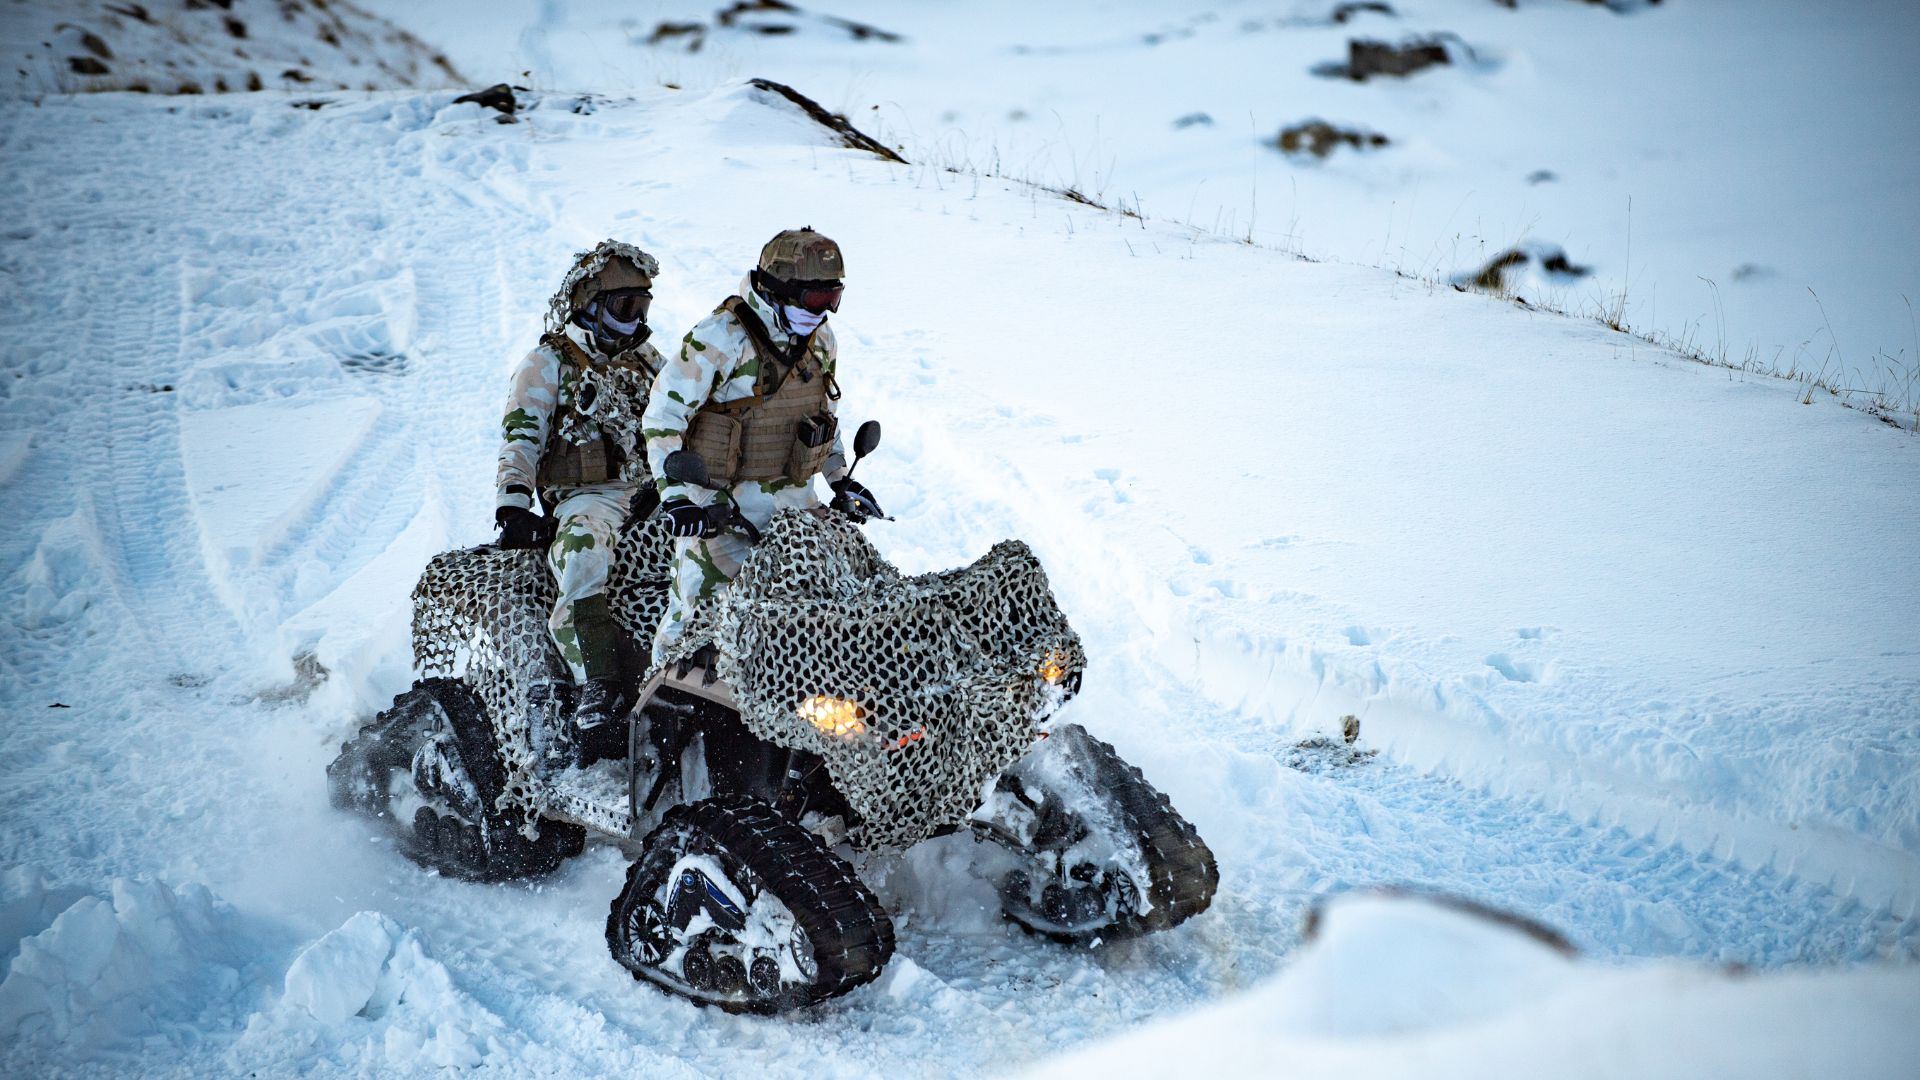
[781,305,826,336]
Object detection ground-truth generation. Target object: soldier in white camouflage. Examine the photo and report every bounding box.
[495,240,666,758]
[641,227,883,662]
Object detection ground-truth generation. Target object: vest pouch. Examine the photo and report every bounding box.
[539,433,617,489]
[785,412,838,483]
[685,411,743,484]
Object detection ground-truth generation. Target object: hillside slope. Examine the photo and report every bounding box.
[1,79,1915,1076]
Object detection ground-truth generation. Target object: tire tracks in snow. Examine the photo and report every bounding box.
[860,345,1920,970]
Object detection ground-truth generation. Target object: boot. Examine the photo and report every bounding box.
[571,677,632,768]
[569,594,630,768]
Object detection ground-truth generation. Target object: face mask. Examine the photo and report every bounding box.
[782,304,826,336]
[583,299,650,354]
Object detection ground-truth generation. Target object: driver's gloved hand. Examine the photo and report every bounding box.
[831,477,884,518]
[660,498,711,538]
[495,506,549,550]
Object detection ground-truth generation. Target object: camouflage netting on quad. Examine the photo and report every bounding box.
[411,507,1085,850]
[412,515,677,833]
[661,510,1087,851]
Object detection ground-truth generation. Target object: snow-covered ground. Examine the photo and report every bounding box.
[2,6,1917,1078]
[375,0,1920,419]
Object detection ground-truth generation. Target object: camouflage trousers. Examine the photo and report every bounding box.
[649,480,824,663]
[545,485,631,682]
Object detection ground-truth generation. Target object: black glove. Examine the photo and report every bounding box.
[660,498,711,538]
[494,506,549,550]
[831,477,884,519]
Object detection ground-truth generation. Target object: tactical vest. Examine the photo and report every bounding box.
[683,297,840,486]
[536,332,656,489]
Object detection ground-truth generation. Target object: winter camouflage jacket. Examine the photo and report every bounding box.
[642,278,849,506]
[496,323,665,510]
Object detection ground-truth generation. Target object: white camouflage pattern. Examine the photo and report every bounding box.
[641,277,850,660]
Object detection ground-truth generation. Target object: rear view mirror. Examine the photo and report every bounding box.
[853,420,882,459]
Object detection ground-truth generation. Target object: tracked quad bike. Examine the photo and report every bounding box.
[328,425,1217,1013]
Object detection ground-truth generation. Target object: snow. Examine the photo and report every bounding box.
[378,0,1920,418]
[2,0,464,98]
[255,910,507,1069]
[0,877,264,1056]
[1,3,1916,1076]
[1032,890,1920,1080]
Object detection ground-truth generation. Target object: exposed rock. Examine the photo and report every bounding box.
[1336,37,1451,80]
[1173,112,1214,129]
[1276,119,1389,158]
[1331,2,1396,23]
[1463,244,1592,293]
[453,82,520,121]
[749,77,908,164]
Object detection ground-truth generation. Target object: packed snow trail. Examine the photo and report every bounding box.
[1,86,1915,1076]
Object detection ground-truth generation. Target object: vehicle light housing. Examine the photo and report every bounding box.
[798,694,866,738]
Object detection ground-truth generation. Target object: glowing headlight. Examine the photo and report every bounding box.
[1039,651,1069,685]
[798,694,866,738]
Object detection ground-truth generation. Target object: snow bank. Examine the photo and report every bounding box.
[238,911,510,1071]
[2,0,464,98]
[1027,891,1920,1080]
[0,876,260,1059]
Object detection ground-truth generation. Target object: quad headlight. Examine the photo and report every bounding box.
[798,694,866,738]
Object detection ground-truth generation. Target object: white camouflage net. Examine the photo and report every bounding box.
[412,517,676,832]
[662,510,1086,851]
[413,509,1085,850]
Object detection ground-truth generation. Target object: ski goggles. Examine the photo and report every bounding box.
[597,287,652,324]
[790,280,844,315]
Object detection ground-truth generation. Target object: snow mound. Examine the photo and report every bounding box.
[0,876,256,1056]
[241,911,508,1071]
[1029,891,1920,1080]
[2,0,463,99]
[1279,890,1579,1037]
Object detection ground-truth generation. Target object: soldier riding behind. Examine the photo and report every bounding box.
[494,240,665,764]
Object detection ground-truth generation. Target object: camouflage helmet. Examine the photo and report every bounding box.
[547,239,659,331]
[757,227,843,284]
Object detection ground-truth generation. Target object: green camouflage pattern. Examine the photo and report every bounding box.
[544,487,627,682]
[757,227,844,283]
[495,325,663,510]
[641,276,851,661]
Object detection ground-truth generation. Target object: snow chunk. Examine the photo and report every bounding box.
[246,911,506,1071]
[0,878,254,1054]
[283,911,397,1025]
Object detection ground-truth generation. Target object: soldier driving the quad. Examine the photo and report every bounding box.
[641,227,884,662]
[494,240,665,759]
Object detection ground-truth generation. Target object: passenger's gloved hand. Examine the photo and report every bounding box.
[831,477,884,519]
[660,498,711,539]
[494,506,549,550]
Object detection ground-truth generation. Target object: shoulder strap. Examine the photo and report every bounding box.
[703,296,819,416]
[542,329,594,371]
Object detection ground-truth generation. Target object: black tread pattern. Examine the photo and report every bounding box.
[330,678,583,883]
[1002,724,1218,940]
[607,794,895,1013]
[1071,728,1219,934]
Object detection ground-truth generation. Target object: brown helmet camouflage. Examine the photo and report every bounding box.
[547,239,659,331]
[757,227,844,284]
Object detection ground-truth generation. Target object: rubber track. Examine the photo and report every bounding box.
[1052,725,1219,937]
[610,794,896,1013]
[331,678,583,882]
